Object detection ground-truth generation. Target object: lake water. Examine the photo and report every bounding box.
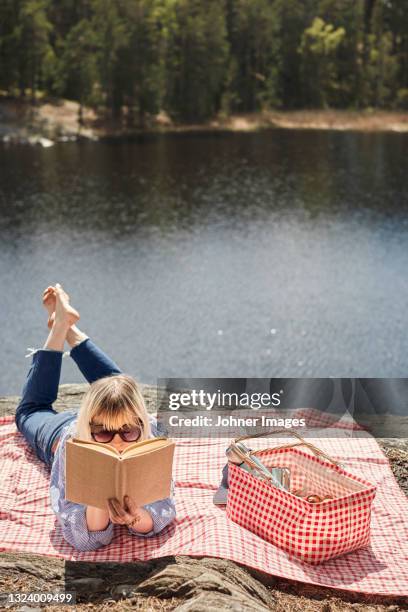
[1,129,407,396]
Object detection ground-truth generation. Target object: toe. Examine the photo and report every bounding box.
[55,284,64,298]
[56,283,70,302]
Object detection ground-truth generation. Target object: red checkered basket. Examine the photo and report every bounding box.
[226,430,377,564]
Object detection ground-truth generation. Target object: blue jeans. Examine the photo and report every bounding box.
[15,338,122,467]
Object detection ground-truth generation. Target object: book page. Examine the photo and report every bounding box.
[122,437,169,458]
[70,438,119,457]
[119,441,175,504]
[65,440,120,510]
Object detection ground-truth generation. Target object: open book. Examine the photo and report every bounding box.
[65,437,175,510]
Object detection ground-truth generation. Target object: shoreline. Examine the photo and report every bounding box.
[1,97,407,146]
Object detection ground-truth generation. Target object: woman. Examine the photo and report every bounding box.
[15,284,176,551]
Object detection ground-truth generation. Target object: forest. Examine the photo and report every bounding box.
[0,0,407,125]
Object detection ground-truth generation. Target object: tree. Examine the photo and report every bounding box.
[91,0,129,119]
[299,16,346,107]
[12,0,55,99]
[0,0,22,93]
[224,0,282,112]
[0,0,407,116]
[115,0,166,127]
[54,19,99,124]
[316,0,363,108]
[164,0,229,122]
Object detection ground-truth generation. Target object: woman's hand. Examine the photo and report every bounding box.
[108,495,154,533]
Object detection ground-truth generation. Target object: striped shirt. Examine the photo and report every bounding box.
[49,415,176,551]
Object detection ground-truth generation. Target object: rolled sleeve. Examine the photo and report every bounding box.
[59,504,114,551]
[50,422,114,551]
[128,496,176,538]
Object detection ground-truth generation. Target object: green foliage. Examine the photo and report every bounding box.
[164,0,229,122]
[0,0,407,120]
[117,0,167,125]
[54,19,99,107]
[364,32,399,108]
[299,17,345,108]
[225,0,281,112]
[0,0,22,92]
[396,89,408,110]
[0,0,56,98]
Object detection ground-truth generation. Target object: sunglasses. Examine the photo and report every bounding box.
[90,424,142,444]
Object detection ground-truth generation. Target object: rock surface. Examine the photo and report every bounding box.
[0,383,407,611]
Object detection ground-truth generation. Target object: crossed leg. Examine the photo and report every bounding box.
[16,285,122,466]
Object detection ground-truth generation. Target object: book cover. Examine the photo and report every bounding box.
[65,437,175,510]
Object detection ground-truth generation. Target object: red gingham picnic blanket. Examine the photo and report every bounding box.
[0,412,407,596]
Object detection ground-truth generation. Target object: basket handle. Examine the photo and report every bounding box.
[235,428,342,468]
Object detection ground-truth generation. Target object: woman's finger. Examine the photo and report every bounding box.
[108,498,133,525]
[108,498,125,517]
[108,498,123,518]
[108,507,125,524]
[108,511,121,524]
[124,495,139,516]
[108,499,126,524]
[42,288,54,301]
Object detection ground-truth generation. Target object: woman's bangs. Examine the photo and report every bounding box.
[90,405,141,431]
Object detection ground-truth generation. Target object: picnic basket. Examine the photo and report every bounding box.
[225,429,377,564]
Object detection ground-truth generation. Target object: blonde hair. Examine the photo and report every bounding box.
[75,374,151,441]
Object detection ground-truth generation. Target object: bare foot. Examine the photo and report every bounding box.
[42,286,56,329]
[52,284,80,329]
